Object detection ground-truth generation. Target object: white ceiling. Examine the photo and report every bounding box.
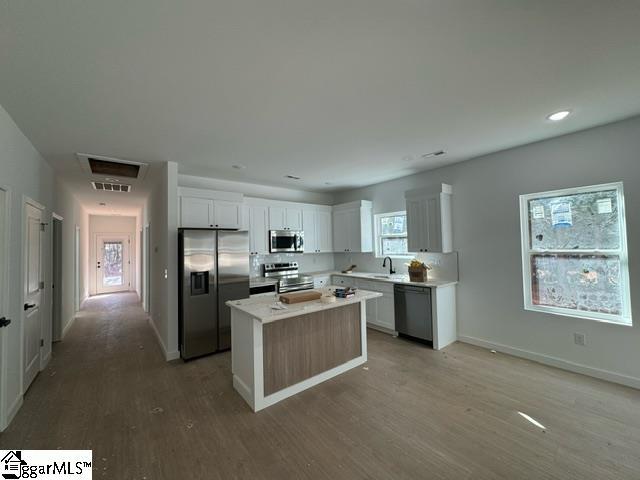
[1,0,640,198]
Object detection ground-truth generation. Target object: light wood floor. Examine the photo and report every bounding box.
[1,293,639,479]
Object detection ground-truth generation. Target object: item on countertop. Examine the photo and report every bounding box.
[270,302,288,311]
[320,294,336,304]
[341,264,357,274]
[334,287,357,299]
[279,290,323,304]
[405,259,432,283]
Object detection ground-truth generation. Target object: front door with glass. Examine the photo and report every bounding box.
[96,234,131,294]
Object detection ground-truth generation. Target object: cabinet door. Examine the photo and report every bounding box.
[345,208,361,252]
[331,275,354,287]
[302,209,317,253]
[213,200,242,229]
[406,197,424,253]
[366,296,378,325]
[316,210,333,253]
[332,210,350,252]
[249,206,268,255]
[376,294,396,330]
[285,207,303,230]
[424,195,442,252]
[268,206,286,230]
[313,275,330,288]
[180,197,213,228]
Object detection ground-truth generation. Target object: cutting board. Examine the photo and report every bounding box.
[279,290,323,304]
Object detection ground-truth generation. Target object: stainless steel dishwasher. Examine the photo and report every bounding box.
[394,284,433,342]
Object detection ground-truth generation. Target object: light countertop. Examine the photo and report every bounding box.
[227,288,382,323]
[249,277,279,288]
[305,270,458,288]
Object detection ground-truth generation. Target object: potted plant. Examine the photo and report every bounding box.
[406,259,431,282]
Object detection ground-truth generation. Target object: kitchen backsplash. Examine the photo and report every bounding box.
[332,252,459,282]
[250,251,458,281]
[250,252,336,277]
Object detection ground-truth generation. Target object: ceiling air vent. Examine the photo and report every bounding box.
[77,153,149,181]
[91,182,132,193]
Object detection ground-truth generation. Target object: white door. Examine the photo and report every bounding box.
[96,234,131,294]
[249,206,268,255]
[212,200,242,229]
[268,206,286,230]
[302,209,317,253]
[23,201,43,391]
[317,210,333,253]
[180,197,213,228]
[285,207,302,230]
[332,210,350,252]
[0,188,8,427]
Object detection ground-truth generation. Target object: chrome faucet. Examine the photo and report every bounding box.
[382,256,396,275]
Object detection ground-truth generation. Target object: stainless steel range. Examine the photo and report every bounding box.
[263,262,314,293]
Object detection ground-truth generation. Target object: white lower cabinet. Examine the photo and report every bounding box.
[331,276,395,331]
[313,275,330,288]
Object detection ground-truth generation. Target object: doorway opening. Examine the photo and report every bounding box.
[0,186,9,429]
[52,214,63,342]
[95,234,131,295]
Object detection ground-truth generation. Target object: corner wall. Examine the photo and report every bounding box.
[0,103,55,430]
[334,115,640,387]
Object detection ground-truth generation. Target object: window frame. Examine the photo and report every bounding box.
[374,211,413,259]
[519,181,632,326]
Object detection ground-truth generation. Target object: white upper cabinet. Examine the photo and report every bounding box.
[316,209,333,253]
[248,205,269,255]
[180,196,213,228]
[269,205,302,231]
[302,206,333,253]
[332,201,373,253]
[302,208,317,253]
[405,184,452,253]
[213,200,243,228]
[178,188,243,229]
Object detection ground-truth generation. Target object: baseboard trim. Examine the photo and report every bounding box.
[147,316,180,361]
[62,315,76,339]
[458,335,640,390]
[4,395,23,431]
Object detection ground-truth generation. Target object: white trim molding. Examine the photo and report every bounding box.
[147,316,179,361]
[458,335,640,390]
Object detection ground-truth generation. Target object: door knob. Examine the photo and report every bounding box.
[0,317,10,328]
[24,303,36,311]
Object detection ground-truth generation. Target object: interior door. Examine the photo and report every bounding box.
[0,188,8,425]
[96,234,131,294]
[23,201,43,391]
[52,217,63,341]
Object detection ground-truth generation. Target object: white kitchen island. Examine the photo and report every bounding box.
[226,288,382,412]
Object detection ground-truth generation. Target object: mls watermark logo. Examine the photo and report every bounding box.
[1,450,92,479]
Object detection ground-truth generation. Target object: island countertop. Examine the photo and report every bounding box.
[226,288,382,323]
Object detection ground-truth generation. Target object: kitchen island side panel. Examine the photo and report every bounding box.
[262,302,361,396]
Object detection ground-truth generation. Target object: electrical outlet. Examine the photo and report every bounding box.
[574,332,586,346]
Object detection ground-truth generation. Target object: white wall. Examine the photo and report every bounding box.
[179,174,333,204]
[0,103,55,430]
[53,179,90,337]
[88,215,138,296]
[334,115,640,387]
[146,162,179,361]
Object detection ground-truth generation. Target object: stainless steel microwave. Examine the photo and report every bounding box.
[269,230,304,253]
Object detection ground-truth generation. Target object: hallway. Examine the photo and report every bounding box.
[2,294,640,480]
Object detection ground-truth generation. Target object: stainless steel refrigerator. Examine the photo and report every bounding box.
[178,229,249,360]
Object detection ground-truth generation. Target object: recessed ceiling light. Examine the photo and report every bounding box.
[284,174,301,180]
[232,164,246,170]
[547,110,571,121]
[421,150,446,159]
